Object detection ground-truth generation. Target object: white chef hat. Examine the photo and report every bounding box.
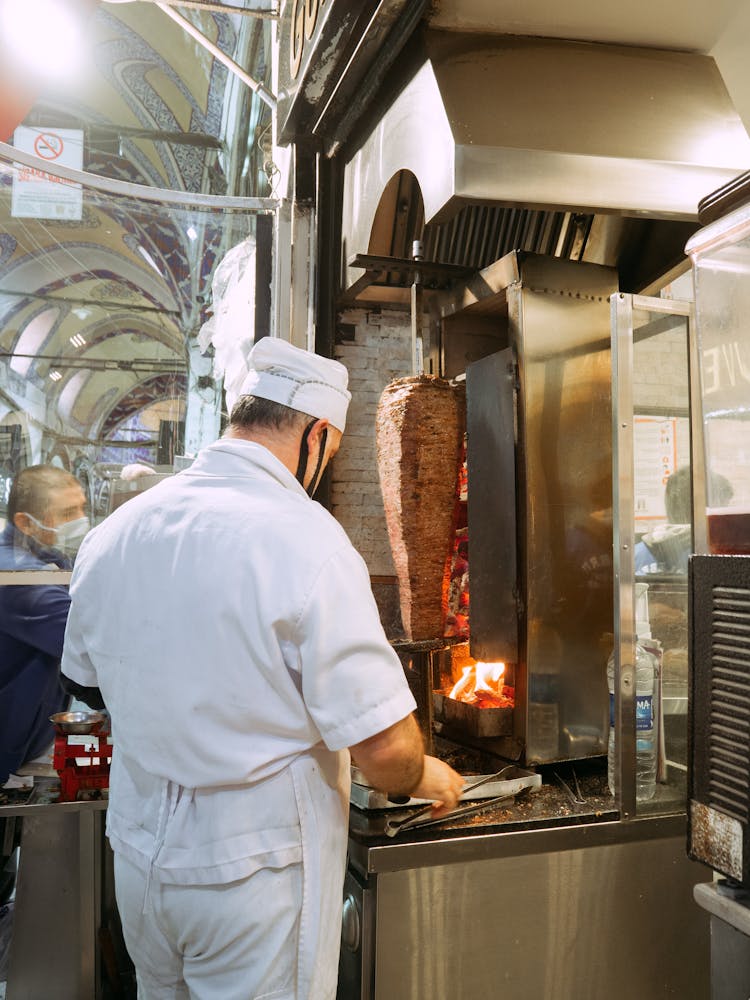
[237,338,351,433]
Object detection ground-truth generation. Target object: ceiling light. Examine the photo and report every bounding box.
[70,334,87,348]
[186,226,198,241]
[49,370,63,382]
[73,307,91,320]
[0,1,85,82]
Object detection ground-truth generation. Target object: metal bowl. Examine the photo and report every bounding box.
[49,711,105,735]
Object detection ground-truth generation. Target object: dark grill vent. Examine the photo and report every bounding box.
[423,206,593,271]
[709,585,750,821]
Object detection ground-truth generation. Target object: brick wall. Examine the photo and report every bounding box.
[331,307,413,578]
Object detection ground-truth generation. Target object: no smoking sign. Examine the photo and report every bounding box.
[33,132,65,160]
[11,126,84,220]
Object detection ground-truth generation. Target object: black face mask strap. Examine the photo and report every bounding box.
[294,420,328,497]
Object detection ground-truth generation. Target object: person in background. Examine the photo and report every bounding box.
[61,338,464,1000]
[0,465,89,785]
[635,466,733,574]
[0,465,89,904]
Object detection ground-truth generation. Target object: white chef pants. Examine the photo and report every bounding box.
[114,851,302,1000]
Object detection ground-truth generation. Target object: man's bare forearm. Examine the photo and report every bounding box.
[349,715,425,795]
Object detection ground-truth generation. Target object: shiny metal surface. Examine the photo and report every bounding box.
[370,831,708,999]
[6,806,104,1000]
[611,293,639,818]
[49,711,106,735]
[341,31,750,294]
[695,882,750,1000]
[350,767,539,810]
[349,811,682,875]
[341,893,361,952]
[686,199,750,258]
[517,257,616,765]
[465,349,519,665]
[338,868,375,1000]
[440,252,617,764]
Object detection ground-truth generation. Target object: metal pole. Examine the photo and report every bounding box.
[611,291,637,819]
[155,3,277,110]
[411,239,423,376]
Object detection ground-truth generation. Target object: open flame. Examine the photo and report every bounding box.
[447,660,514,709]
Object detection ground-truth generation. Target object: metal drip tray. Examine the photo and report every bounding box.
[349,765,540,811]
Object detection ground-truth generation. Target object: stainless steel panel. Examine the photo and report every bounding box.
[611,292,639,817]
[466,348,519,664]
[340,32,750,294]
[437,252,616,764]
[349,812,687,876]
[338,867,376,1000]
[372,834,708,1000]
[515,260,616,764]
[7,808,104,999]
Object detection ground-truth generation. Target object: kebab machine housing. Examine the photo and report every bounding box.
[433,250,616,765]
[336,250,709,1000]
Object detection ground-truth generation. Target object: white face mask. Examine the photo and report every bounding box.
[25,513,90,557]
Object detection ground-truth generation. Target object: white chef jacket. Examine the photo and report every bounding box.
[61,439,417,883]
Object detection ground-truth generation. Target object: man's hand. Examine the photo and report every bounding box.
[410,756,464,816]
[350,715,464,814]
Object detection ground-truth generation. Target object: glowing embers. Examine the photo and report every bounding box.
[448,658,515,709]
[433,648,515,738]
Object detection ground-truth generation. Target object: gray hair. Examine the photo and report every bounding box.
[228,395,314,433]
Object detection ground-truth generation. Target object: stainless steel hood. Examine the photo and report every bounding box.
[341,30,750,298]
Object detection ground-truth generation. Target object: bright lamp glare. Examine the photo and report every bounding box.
[1,1,84,81]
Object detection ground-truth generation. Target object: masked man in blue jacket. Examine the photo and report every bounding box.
[0,465,91,906]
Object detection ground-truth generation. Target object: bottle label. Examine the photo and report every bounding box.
[609,693,653,731]
[636,695,653,732]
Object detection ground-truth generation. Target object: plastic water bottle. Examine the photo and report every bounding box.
[607,638,659,801]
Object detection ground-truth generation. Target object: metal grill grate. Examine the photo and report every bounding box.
[709,585,750,821]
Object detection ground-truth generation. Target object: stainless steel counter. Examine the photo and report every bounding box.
[349,808,682,875]
[1,780,107,1000]
[694,881,750,999]
[340,808,710,1000]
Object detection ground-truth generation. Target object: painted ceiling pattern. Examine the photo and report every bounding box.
[0,0,272,473]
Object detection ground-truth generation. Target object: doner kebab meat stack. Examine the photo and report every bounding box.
[376,375,466,641]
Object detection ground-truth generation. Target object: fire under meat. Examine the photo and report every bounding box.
[447,660,515,709]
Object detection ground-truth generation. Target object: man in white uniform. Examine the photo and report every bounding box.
[61,338,463,1000]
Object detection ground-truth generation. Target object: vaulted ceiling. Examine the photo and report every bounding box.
[1,0,749,479]
[0,0,273,476]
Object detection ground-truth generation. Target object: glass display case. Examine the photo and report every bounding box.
[686,202,750,555]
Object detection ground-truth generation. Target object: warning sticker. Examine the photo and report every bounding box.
[11,126,84,221]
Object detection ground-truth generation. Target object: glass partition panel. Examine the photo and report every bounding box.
[0,154,274,579]
[688,210,750,553]
[611,294,697,818]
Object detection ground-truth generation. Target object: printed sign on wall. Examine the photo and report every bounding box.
[11,126,83,220]
[634,416,679,523]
